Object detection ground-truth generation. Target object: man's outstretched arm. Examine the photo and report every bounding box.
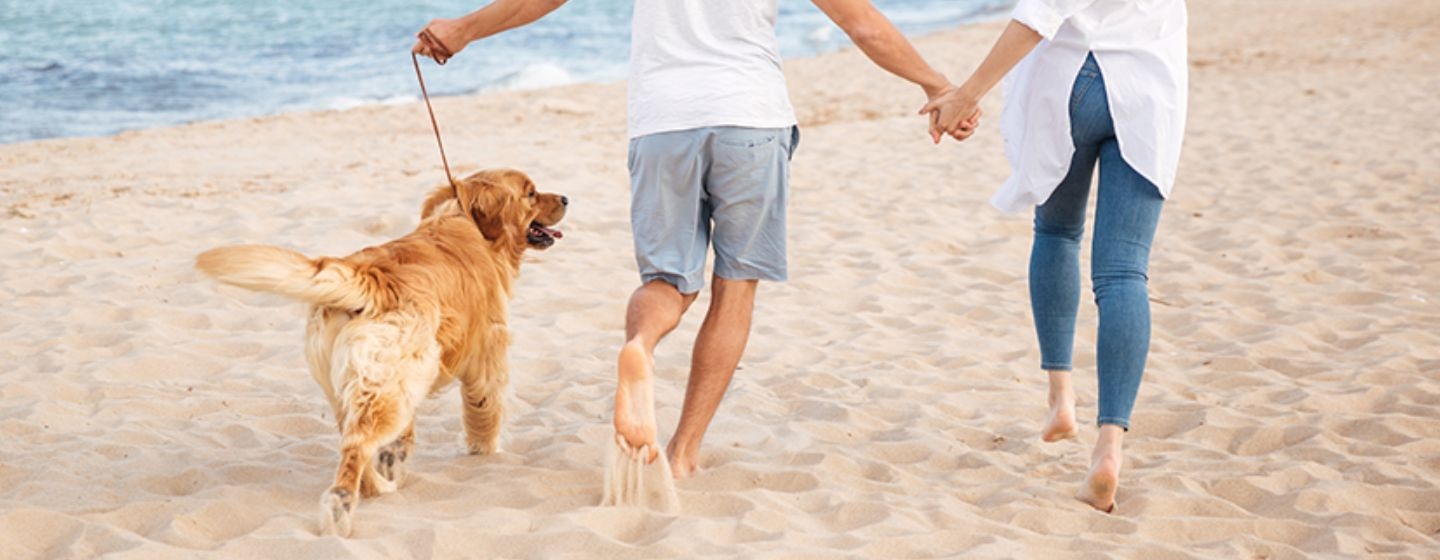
[413,0,569,61]
[810,0,953,104]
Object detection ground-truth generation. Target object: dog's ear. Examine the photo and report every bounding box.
[459,178,513,242]
[419,184,456,220]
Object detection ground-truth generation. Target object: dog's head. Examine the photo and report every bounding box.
[421,169,567,250]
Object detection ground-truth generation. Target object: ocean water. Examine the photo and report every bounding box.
[0,0,1013,144]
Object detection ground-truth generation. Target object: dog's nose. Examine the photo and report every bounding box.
[560,195,569,206]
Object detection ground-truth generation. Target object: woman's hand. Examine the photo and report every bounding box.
[919,19,1044,144]
[921,87,983,143]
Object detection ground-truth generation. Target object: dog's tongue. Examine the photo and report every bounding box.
[536,225,563,239]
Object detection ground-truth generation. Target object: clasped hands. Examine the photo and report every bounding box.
[921,85,983,145]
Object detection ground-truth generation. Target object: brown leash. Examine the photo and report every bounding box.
[413,29,459,197]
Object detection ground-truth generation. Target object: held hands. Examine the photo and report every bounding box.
[412,18,467,64]
[920,86,983,144]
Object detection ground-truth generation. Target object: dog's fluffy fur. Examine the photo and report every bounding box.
[196,169,566,536]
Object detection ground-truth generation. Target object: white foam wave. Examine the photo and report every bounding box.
[491,63,575,91]
[320,94,418,112]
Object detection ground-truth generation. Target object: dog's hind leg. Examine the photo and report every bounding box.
[317,315,440,536]
[373,422,414,488]
[319,354,422,536]
[305,307,351,431]
[372,339,436,491]
[320,388,410,537]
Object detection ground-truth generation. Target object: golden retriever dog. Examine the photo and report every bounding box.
[195,169,566,536]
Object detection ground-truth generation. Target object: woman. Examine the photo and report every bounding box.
[923,0,1188,512]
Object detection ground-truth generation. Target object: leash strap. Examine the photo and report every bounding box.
[413,29,459,196]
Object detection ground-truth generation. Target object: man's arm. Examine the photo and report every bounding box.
[413,0,568,61]
[810,0,952,101]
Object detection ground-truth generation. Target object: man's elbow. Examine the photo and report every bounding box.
[841,22,887,49]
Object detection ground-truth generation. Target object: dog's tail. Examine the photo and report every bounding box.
[196,245,373,310]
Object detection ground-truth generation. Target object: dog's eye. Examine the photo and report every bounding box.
[527,190,536,198]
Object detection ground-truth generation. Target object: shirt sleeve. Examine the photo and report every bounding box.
[1011,0,1101,40]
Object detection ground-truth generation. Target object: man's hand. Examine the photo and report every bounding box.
[411,1,569,64]
[920,87,982,143]
[412,18,468,63]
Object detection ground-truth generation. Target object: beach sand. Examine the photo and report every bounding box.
[2,0,1438,557]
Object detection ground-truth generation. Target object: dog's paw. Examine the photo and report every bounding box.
[359,471,397,498]
[465,442,498,455]
[463,434,501,456]
[375,444,409,485]
[319,488,356,537]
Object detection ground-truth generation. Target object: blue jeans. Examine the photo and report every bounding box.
[1029,53,1164,430]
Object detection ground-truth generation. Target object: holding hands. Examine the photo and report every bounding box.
[918,19,1046,145]
[921,86,983,143]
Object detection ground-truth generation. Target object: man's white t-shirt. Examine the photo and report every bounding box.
[627,0,798,139]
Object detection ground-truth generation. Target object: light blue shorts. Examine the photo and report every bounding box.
[627,126,799,294]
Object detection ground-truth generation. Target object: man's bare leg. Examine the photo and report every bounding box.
[1076,424,1124,512]
[1043,370,1078,442]
[615,280,696,462]
[667,276,758,479]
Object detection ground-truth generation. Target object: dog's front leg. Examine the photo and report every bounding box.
[461,327,510,455]
[461,379,506,455]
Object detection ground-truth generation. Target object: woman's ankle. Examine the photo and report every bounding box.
[1042,370,1078,442]
[1045,370,1074,401]
[1092,424,1125,462]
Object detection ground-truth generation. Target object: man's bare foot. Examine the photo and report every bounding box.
[665,441,699,480]
[1042,370,1078,442]
[615,340,659,463]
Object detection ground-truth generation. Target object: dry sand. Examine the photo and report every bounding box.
[2,0,1437,557]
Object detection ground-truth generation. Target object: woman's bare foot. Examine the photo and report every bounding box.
[1042,370,1078,442]
[1077,456,1119,512]
[614,340,658,463]
[1076,424,1124,512]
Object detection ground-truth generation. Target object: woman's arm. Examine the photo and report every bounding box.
[919,19,1043,140]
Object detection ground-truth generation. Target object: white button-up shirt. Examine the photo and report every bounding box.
[993,0,1189,213]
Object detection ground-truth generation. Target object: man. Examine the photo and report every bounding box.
[415,0,959,479]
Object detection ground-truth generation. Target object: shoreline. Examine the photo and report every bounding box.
[0,6,1014,148]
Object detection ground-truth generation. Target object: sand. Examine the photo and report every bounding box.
[2,0,1438,557]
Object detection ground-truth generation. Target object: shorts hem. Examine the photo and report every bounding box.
[714,266,787,284]
[641,272,703,295]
